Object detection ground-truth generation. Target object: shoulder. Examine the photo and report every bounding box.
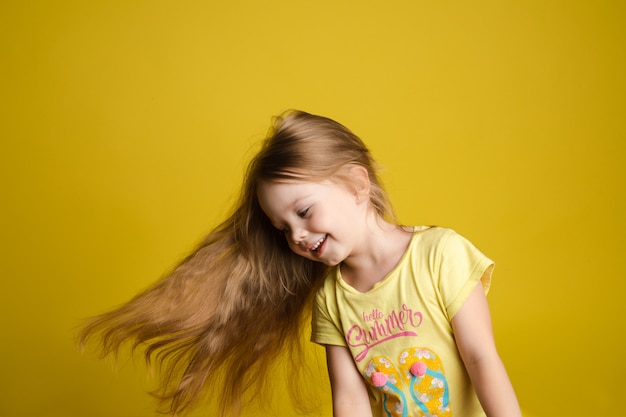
[313,267,340,305]
[311,268,343,332]
[410,225,460,252]
[409,226,490,271]
[413,226,479,248]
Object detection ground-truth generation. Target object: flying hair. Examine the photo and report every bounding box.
[78,110,396,416]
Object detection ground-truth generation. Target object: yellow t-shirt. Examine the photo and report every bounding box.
[311,227,493,417]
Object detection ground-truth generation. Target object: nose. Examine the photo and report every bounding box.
[290,227,307,246]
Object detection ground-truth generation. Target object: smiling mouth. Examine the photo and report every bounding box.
[310,235,327,252]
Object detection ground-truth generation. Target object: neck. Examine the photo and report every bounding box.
[340,215,412,292]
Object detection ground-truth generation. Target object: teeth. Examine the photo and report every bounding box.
[311,236,326,251]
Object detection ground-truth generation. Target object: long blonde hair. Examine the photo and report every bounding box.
[79,110,395,416]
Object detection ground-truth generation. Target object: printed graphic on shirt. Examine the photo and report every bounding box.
[346,304,424,362]
[364,347,451,417]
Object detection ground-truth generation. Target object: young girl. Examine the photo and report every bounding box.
[80,110,521,417]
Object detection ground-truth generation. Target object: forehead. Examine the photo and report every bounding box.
[257,179,322,205]
[257,179,338,218]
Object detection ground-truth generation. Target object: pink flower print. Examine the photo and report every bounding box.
[418,393,432,403]
[379,357,392,368]
[394,401,404,414]
[365,363,376,377]
[431,377,445,389]
[438,396,450,413]
[416,349,432,360]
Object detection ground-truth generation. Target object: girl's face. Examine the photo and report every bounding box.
[257,178,368,266]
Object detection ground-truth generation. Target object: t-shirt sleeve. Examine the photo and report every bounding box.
[436,229,494,319]
[310,280,347,347]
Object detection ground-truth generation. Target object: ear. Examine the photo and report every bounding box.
[348,165,371,201]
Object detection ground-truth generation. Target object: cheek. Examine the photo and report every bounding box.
[286,240,305,256]
[309,207,333,230]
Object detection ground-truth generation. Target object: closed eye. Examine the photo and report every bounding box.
[297,208,310,218]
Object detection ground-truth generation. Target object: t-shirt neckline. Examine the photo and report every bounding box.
[335,226,427,295]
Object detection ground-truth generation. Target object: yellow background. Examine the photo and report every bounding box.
[1,1,624,416]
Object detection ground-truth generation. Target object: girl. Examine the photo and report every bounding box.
[80,110,521,417]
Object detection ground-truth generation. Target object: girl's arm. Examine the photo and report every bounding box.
[451,282,522,417]
[326,344,373,417]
